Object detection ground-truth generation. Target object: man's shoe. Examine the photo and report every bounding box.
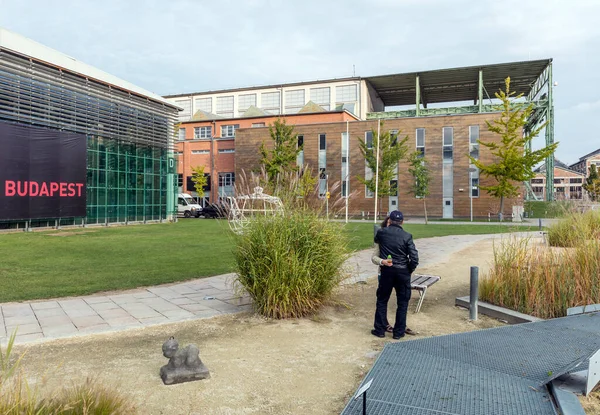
[371,329,385,338]
[393,333,405,340]
[405,328,417,336]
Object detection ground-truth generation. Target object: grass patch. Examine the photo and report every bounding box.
[546,210,600,247]
[0,220,533,303]
[524,200,573,218]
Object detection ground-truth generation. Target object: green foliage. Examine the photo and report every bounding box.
[358,121,408,199]
[480,226,600,318]
[472,77,558,218]
[234,210,350,318]
[259,118,301,191]
[584,165,600,201]
[190,165,208,199]
[546,210,600,247]
[524,200,573,218]
[407,151,432,223]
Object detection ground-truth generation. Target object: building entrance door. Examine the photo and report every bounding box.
[443,198,453,219]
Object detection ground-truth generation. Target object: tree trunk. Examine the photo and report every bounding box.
[423,198,428,225]
[499,196,504,222]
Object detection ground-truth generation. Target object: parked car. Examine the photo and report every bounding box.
[201,202,228,219]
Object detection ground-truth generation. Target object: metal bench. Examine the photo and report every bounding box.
[410,274,441,313]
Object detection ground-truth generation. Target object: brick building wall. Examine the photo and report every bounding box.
[236,113,524,219]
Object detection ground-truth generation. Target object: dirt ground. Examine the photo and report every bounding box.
[11,238,600,415]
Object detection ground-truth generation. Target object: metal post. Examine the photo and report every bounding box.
[478,69,483,113]
[538,218,542,231]
[373,120,381,223]
[545,62,555,202]
[363,391,367,415]
[345,121,349,223]
[469,266,479,320]
[415,75,421,117]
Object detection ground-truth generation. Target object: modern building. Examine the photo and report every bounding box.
[0,28,180,229]
[169,59,555,219]
[175,105,357,204]
[531,160,584,200]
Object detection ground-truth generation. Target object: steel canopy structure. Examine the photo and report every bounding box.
[365,59,555,201]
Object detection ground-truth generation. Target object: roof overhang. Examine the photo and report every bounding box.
[364,59,552,107]
[0,27,181,110]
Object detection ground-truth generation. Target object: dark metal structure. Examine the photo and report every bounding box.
[341,312,600,415]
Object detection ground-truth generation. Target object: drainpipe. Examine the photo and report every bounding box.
[211,120,217,203]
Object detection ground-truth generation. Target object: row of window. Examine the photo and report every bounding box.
[177,172,235,196]
[532,178,584,184]
[178,125,241,140]
[174,84,358,118]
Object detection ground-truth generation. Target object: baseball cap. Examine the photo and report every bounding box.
[389,210,404,221]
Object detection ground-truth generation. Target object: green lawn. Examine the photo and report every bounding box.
[0,220,534,303]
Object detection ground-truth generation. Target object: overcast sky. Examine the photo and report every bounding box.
[1,0,599,164]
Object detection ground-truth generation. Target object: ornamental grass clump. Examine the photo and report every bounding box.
[233,168,351,319]
[480,233,600,318]
[546,209,600,247]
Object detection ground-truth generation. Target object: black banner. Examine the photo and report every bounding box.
[0,122,87,220]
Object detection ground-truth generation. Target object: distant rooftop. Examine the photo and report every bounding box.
[165,59,552,107]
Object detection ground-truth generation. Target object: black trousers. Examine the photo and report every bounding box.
[374,267,411,337]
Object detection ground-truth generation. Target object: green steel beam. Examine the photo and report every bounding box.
[545,62,555,202]
[415,75,421,117]
[478,69,483,113]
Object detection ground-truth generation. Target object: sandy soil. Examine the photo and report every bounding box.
[10,238,600,415]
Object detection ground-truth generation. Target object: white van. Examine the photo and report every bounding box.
[177,193,202,218]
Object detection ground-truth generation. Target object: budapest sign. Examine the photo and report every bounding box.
[0,121,86,220]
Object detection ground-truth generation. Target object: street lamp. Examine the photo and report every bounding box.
[468,167,477,222]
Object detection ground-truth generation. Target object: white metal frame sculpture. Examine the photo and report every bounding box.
[227,187,284,234]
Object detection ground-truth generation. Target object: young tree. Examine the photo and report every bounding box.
[259,118,301,192]
[190,165,208,200]
[469,77,558,221]
[407,151,432,224]
[358,121,408,218]
[583,165,600,201]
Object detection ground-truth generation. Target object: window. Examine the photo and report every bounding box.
[570,178,583,184]
[218,172,235,197]
[318,134,327,197]
[285,89,305,114]
[556,187,565,193]
[389,129,399,146]
[297,135,304,167]
[416,128,425,157]
[194,97,212,113]
[261,91,281,114]
[178,128,186,141]
[554,178,562,184]
[335,84,357,102]
[341,132,349,197]
[533,186,544,193]
[221,124,239,138]
[238,94,257,115]
[310,87,330,110]
[177,174,183,187]
[175,99,191,120]
[443,127,453,160]
[471,177,479,197]
[531,178,544,184]
[319,133,327,151]
[251,122,266,128]
[469,126,480,160]
[194,126,212,139]
[218,149,235,153]
[365,131,373,149]
[191,150,210,154]
[216,96,234,117]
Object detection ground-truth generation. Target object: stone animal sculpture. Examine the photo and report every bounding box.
[160,337,210,385]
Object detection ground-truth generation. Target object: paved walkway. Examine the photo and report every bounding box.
[0,232,543,346]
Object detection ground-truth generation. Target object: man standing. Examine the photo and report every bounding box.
[371,210,419,340]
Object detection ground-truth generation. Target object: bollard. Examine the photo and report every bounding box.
[538,218,542,231]
[469,266,479,320]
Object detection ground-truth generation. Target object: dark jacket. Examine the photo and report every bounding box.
[374,224,419,273]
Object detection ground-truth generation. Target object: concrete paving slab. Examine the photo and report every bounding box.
[34,307,68,318]
[2,304,34,317]
[5,323,41,335]
[42,324,78,336]
[4,315,39,326]
[84,296,113,304]
[30,301,61,310]
[71,315,107,329]
[161,309,195,320]
[105,317,142,328]
[88,301,121,311]
[38,315,73,327]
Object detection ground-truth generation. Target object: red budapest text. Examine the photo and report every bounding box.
[4,181,85,197]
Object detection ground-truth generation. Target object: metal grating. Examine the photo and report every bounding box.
[342,313,600,415]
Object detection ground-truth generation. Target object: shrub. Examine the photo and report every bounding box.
[546,210,600,247]
[480,235,600,318]
[234,209,349,318]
